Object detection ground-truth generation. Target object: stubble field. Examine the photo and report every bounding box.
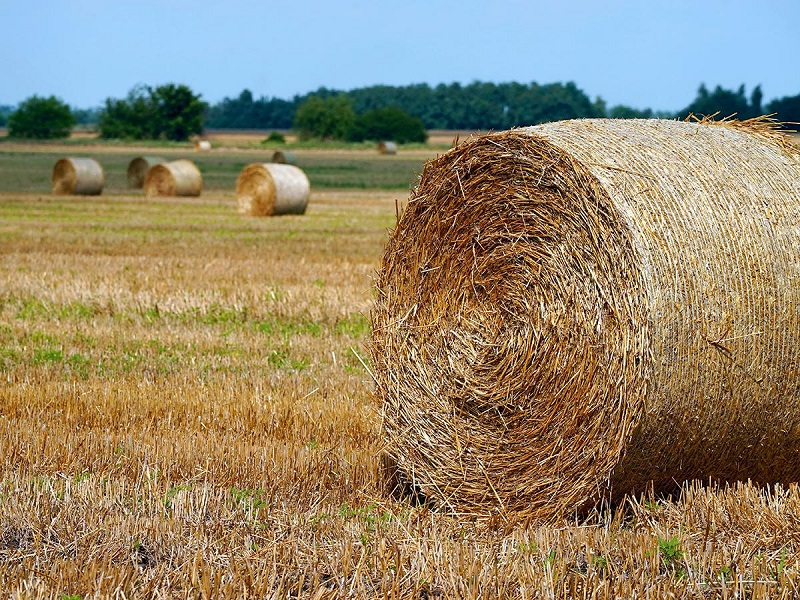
[1,138,799,598]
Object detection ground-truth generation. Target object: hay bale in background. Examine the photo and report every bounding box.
[377,141,397,155]
[51,157,104,195]
[143,159,202,197]
[271,150,297,165]
[235,163,310,216]
[194,140,211,152]
[371,118,800,522]
[127,156,165,188]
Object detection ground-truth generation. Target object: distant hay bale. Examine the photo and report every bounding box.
[51,157,104,195]
[235,163,310,216]
[143,159,202,197]
[127,156,165,188]
[378,141,397,155]
[194,140,211,152]
[271,150,297,165]
[371,118,800,522]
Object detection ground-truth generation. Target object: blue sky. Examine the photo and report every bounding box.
[3,0,799,112]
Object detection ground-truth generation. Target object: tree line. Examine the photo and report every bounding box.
[3,81,799,141]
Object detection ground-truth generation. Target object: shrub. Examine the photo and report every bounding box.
[264,131,286,144]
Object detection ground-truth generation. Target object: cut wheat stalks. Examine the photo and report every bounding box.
[51,157,104,195]
[370,117,800,523]
[127,156,165,188]
[235,163,310,216]
[271,150,297,165]
[378,141,397,155]
[143,159,202,197]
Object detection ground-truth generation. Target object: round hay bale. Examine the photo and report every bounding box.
[235,163,310,216]
[194,140,211,152]
[143,159,202,197]
[271,150,297,165]
[51,157,104,195]
[127,156,165,188]
[371,118,800,522]
[378,141,397,155]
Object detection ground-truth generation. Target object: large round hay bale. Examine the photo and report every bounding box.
[371,118,800,522]
[235,163,310,216]
[127,156,165,188]
[51,157,104,195]
[143,159,202,197]
[194,140,211,152]
[271,150,297,165]
[378,141,397,155]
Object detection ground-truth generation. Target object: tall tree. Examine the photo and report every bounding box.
[766,93,800,126]
[678,83,755,120]
[7,95,75,139]
[293,95,355,140]
[99,84,206,141]
[149,84,206,141]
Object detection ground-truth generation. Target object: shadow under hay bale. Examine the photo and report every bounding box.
[271,150,297,165]
[370,117,800,523]
[127,156,165,188]
[51,157,104,195]
[377,141,397,155]
[143,159,202,197]
[235,163,310,216]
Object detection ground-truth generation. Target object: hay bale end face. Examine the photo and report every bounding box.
[143,159,202,197]
[371,118,800,522]
[271,150,297,165]
[194,140,211,152]
[378,141,397,155]
[51,157,104,195]
[235,163,310,216]
[127,156,165,188]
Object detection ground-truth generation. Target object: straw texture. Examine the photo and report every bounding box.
[235,163,310,216]
[378,141,397,155]
[370,118,800,522]
[271,150,297,165]
[143,159,202,197]
[51,158,104,195]
[127,156,165,188]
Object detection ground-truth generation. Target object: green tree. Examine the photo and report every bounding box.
[99,85,155,139]
[608,105,654,119]
[150,83,206,141]
[766,93,800,126]
[99,84,206,141]
[293,95,355,140]
[678,83,756,120]
[7,95,75,139]
[347,107,427,143]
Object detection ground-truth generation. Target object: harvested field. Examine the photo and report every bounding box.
[1,137,800,597]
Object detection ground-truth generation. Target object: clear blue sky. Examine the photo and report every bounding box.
[4,0,799,112]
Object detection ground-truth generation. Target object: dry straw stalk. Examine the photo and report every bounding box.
[51,157,104,195]
[127,156,165,188]
[143,159,202,197]
[236,163,310,216]
[370,118,800,523]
